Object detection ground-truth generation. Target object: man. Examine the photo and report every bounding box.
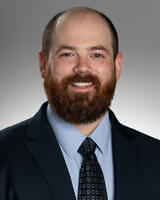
[0,7,160,200]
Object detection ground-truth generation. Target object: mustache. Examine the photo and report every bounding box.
[63,73,100,85]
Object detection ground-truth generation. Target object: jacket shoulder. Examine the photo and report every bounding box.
[119,124,160,161]
[109,109,160,148]
[0,118,32,161]
[0,118,32,141]
[123,124,160,145]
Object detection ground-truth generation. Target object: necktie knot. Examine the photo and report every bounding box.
[78,137,96,157]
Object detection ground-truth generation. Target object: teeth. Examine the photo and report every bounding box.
[72,82,93,87]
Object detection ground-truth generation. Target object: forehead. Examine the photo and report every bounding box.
[52,12,112,48]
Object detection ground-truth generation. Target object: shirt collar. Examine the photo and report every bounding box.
[47,104,111,159]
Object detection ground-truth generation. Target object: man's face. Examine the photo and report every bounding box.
[40,13,122,124]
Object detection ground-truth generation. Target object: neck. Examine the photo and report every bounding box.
[72,115,104,136]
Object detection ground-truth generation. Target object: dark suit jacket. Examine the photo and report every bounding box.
[0,102,160,200]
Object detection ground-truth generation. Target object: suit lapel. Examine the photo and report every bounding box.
[26,103,76,200]
[109,110,142,200]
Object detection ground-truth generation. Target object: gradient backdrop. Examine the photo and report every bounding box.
[1,0,160,139]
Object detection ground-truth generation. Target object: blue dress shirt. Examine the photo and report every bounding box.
[47,104,114,200]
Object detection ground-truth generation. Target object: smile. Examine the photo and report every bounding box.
[72,82,93,87]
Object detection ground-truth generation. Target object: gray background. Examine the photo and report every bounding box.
[1,0,160,139]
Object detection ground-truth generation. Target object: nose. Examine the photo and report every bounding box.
[73,55,91,75]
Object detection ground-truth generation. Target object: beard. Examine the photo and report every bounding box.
[44,67,117,124]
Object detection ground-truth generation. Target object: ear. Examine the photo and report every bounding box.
[115,52,122,81]
[38,51,47,79]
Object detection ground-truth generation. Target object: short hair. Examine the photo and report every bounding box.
[42,7,119,60]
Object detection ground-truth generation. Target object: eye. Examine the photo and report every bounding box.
[93,53,104,58]
[60,52,73,57]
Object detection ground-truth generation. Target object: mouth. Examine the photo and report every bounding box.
[70,82,94,91]
[72,82,93,87]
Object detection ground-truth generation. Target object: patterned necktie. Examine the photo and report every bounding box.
[77,137,108,200]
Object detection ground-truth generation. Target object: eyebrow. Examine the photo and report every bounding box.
[55,46,77,55]
[88,46,110,55]
[55,45,110,55]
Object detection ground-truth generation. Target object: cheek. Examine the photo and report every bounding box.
[94,64,115,85]
[50,61,74,81]
[94,63,111,77]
